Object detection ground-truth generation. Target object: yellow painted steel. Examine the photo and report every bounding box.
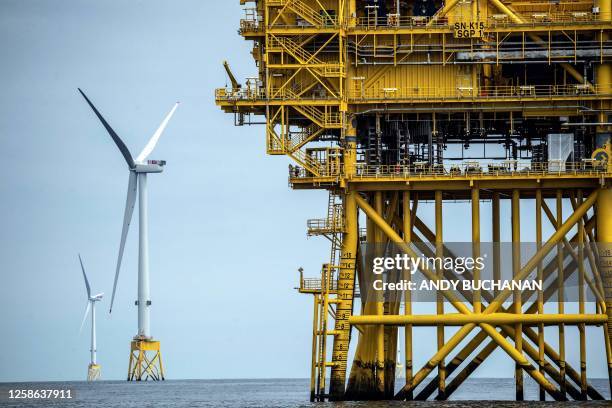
[350,314,609,326]
[374,192,385,395]
[218,0,612,402]
[578,189,588,400]
[472,187,481,314]
[512,190,523,400]
[329,144,359,400]
[435,191,446,400]
[598,187,612,387]
[557,190,567,397]
[356,192,596,400]
[127,340,164,382]
[402,190,413,400]
[536,189,546,401]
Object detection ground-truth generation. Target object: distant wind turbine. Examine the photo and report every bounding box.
[78,254,103,382]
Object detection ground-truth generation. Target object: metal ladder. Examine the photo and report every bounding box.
[367,118,383,165]
[313,191,344,400]
[396,121,411,165]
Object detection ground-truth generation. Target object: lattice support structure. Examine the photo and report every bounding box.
[217,0,612,401]
[127,340,165,382]
[87,364,101,382]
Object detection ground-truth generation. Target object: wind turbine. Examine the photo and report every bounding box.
[78,89,178,381]
[78,254,104,382]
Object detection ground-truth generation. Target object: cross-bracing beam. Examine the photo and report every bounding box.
[354,191,599,401]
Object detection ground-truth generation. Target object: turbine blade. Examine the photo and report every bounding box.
[78,88,136,169]
[78,254,91,298]
[135,102,179,163]
[109,172,137,313]
[79,302,91,334]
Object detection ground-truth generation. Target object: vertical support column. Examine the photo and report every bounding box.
[577,190,588,400]
[346,206,380,399]
[329,124,359,400]
[536,189,546,401]
[512,190,523,401]
[556,190,566,397]
[472,187,481,313]
[319,265,331,398]
[374,192,385,394]
[91,302,97,365]
[597,187,612,393]
[435,190,446,399]
[383,193,401,398]
[348,0,357,27]
[310,294,320,402]
[137,173,151,339]
[492,192,501,297]
[329,189,358,399]
[403,191,413,400]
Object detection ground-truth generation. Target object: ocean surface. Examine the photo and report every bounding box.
[0,378,609,407]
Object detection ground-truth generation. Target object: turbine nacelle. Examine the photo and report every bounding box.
[89,293,104,302]
[134,161,166,174]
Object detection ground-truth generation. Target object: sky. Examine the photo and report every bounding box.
[0,0,607,383]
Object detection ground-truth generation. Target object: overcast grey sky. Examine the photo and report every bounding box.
[0,0,606,383]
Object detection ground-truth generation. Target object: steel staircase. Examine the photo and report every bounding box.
[269,36,344,77]
[293,105,342,128]
[290,123,325,152]
[268,0,327,27]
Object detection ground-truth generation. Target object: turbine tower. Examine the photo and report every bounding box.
[78,89,178,381]
[78,254,103,382]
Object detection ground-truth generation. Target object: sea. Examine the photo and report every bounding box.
[0,378,609,407]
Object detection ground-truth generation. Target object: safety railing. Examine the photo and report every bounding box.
[351,12,610,30]
[289,160,611,180]
[215,87,264,102]
[239,7,263,35]
[268,0,339,28]
[294,105,342,128]
[349,84,611,101]
[217,83,611,103]
[298,274,361,296]
[300,277,338,292]
[260,9,609,30]
[349,38,609,57]
[269,87,342,101]
[307,218,345,234]
[240,19,264,34]
[307,203,345,235]
[352,161,610,179]
[289,162,340,179]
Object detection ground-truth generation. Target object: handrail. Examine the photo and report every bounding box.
[351,11,611,29]
[260,12,611,30]
[289,161,611,180]
[216,84,612,102]
[349,84,612,101]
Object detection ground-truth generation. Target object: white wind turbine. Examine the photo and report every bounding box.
[78,89,178,341]
[78,254,104,382]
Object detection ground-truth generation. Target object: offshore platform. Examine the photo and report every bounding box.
[216,0,612,401]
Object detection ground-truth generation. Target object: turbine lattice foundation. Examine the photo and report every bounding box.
[87,364,101,382]
[127,340,165,381]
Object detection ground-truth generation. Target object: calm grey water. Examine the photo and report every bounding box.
[0,378,609,407]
